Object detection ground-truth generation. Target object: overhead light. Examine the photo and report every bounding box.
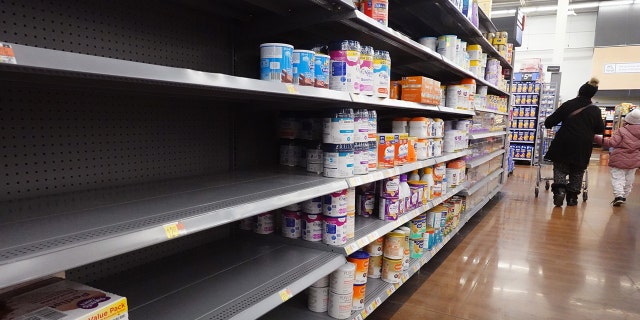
[569,2,599,9]
[492,9,517,15]
[599,0,633,6]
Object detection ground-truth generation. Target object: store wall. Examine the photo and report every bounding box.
[514,13,597,103]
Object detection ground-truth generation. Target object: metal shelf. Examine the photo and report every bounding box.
[466,150,506,168]
[474,108,509,115]
[512,116,537,120]
[477,7,498,33]
[462,168,504,196]
[345,150,471,188]
[462,184,503,224]
[389,0,512,70]
[512,104,539,107]
[89,237,346,320]
[512,92,540,95]
[0,170,348,289]
[469,131,507,139]
[510,128,536,131]
[510,140,535,144]
[513,157,533,161]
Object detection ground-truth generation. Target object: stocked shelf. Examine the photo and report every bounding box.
[469,131,508,139]
[511,128,536,131]
[345,150,471,188]
[90,237,346,320]
[389,0,512,70]
[466,150,506,168]
[461,168,504,196]
[513,116,537,120]
[511,140,535,144]
[474,107,509,115]
[0,171,348,288]
[512,104,539,107]
[513,157,532,161]
[261,184,503,320]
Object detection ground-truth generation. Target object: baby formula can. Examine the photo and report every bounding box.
[323,216,348,246]
[323,144,355,178]
[381,257,402,283]
[260,43,294,83]
[292,49,315,86]
[409,213,427,238]
[368,140,378,171]
[378,196,399,221]
[356,193,375,217]
[362,0,389,26]
[437,35,456,61]
[366,236,384,256]
[254,211,274,234]
[323,108,355,144]
[398,227,411,271]
[281,210,302,238]
[359,46,374,95]
[314,54,330,88]
[330,262,356,294]
[311,275,330,288]
[352,283,367,311]
[383,231,405,259]
[419,36,438,51]
[354,109,370,143]
[347,251,370,285]
[329,40,361,93]
[328,292,353,319]
[302,197,323,214]
[323,189,348,217]
[379,175,400,197]
[353,142,369,175]
[415,138,428,160]
[373,50,390,97]
[367,254,383,278]
[306,142,324,174]
[410,238,424,259]
[302,213,323,241]
[308,286,329,313]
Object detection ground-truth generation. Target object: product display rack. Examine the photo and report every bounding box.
[0,0,511,319]
[533,83,559,164]
[598,105,615,149]
[509,74,543,164]
[261,185,503,320]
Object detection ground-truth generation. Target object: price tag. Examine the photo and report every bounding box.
[351,93,362,102]
[421,256,428,265]
[431,249,436,256]
[375,297,382,306]
[345,244,356,255]
[285,84,298,94]
[162,221,187,239]
[413,264,420,272]
[394,282,401,289]
[355,315,364,320]
[278,288,293,302]
[366,304,375,313]
[401,274,408,282]
[386,287,395,296]
[0,43,17,64]
[361,310,368,319]
[373,171,384,180]
[356,238,368,248]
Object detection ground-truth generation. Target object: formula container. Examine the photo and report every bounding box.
[281,210,302,238]
[356,193,376,217]
[302,197,323,214]
[437,35,457,61]
[328,292,353,319]
[346,210,355,239]
[353,142,369,175]
[362,0,389,26]
[381,257,402,283]
[323,216,348,246]
[302,213,323,242]
[383,231,405,259]
[366,236,384,256]
[324,189,348,217]
[308,286,329,313]
[368,140,378,171]
[415,138,428,160]
[392,117,410,133]
[409,213,427,239]
[254,211,275,234]
[368,109,378,141]
[329,40,361,93]
[408,183,422,210]
[347,251,370,285]
[323,108,355,144]
[260,43,294,83]
[409,117,429,138]
[359,46,374,95]
[314,54,330,88]
[418,36,438,51]
[354,109,370,142]
[330,262,356,294]
[409,238,424,259]
[306,142,324,174]
[292,49,315,86]
[323,144,355,178]
[379,197,399,221]
[367,254,383,278]
[379,175,400,198]
[352,283,367,311]
[398,227,411,271]
[373,50,391,97]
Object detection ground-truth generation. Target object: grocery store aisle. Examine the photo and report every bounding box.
[370,159,640,320]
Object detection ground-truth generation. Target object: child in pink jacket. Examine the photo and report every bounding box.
[594,109,640,206]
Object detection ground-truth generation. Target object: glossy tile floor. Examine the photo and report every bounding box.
[370,160,640,320]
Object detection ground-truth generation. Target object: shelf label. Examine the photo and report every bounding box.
[278,288,293,302]
[386,287,395,296]
[356,238,368,248]
[421,256,428,265]
[163,221,187,239]
[413,264,420,272]
[366,304,375,313]
[361,310,368,319]
[355,315,364,320]
[0,43,17,64]
[345,244,356,255]
[394,282,401,289]
[349,176,364,186]
[401,274,408,282]
[285,84,298,94]
[375,297,382,306]
[372,171,384,180]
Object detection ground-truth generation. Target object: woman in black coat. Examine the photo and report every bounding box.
[544,78,604,206]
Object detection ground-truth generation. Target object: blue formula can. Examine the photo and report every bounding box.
[314,54,330,88]
[260,43,294,83]
[292,49,315,86]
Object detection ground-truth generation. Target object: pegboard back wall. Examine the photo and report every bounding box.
[1,0,232,73]
[0,84,232,202]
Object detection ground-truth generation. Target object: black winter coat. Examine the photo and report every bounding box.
[544,96,604,169]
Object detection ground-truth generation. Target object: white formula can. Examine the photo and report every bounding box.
[323,189,348,217]
[302,197,323,214]
[302,213,323,242]
[323,216,348,246]
[328,292,353,319]
[330,262,356,294]
[308,286,330,313]
[254,211,274,234]
[281,210,302,239]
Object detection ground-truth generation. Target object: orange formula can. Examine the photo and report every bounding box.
[352,283,367,311]
[347,251,370,285]
[362,0,389,26]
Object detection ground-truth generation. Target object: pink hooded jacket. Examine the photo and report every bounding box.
[594,124,640,169]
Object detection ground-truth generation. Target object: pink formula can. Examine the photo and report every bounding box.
[329,40,361,93]
[302,213,323,242]
[254,211,274,234]
[323,189,348,217]
[281,210,302,239]
[356,193,375,217]
[323,216,348,246]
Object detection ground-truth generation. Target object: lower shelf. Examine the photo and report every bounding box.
[89,237,346,320]
[260,185,503,320]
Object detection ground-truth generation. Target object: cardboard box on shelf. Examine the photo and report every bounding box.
[0,278,128,320]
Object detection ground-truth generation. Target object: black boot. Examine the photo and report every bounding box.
[551,183,566,207]
[566,191,579,206]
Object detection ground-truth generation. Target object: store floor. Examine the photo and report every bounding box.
[370,158,640,320]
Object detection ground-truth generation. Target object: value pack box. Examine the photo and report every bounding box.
[400,76,441,105]
[0,278,128,320]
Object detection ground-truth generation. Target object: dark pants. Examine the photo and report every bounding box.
[553,162,584,194]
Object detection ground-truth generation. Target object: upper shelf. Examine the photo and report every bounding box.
[0,170,348,289]
[388,0,512,70]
